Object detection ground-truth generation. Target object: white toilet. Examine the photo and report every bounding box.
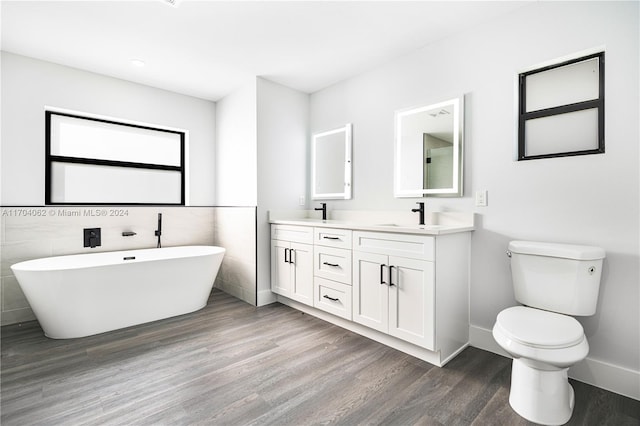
[493,240,605,425]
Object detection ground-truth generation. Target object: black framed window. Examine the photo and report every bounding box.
[518,52,604,160]
[45,111,185,205]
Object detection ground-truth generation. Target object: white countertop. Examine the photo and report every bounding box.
[270,217,475,236]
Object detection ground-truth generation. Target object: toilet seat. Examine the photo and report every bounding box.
[493,306,589,368]
[495,306,584,349]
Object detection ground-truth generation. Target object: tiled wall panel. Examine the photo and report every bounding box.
[212,207,257,305]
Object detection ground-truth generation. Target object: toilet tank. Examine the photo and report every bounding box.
[508,241,606,316]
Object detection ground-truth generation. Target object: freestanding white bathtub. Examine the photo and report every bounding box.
[11,245,225,339]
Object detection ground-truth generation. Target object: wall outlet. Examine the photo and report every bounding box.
[298,195,305,206]
[475,190,488,207]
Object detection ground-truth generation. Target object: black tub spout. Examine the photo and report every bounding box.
[155,213,162,248]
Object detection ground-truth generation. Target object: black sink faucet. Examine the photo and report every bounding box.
[412,202,425,225]
[315,203,327,220]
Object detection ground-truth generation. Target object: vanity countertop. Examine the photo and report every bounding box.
[270,218,474,236]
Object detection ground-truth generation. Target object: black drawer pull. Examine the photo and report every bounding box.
[380,264,386,285]
[323,295,340,302]
[323,236,340,240]
[322,261,340,267]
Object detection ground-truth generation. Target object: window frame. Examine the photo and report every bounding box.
[45,111,186,205]
[518,51,605,161]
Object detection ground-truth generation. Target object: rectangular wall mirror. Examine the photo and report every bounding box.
[311,123,352,200]
[394,96,463,197]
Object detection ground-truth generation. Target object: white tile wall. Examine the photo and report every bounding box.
[0,206,258,326]
[212,207,257,305]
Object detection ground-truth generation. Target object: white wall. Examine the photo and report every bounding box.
[214,80,258,206]
[214,77,308,305]
[310,1,639,396]
[1,52,216,206]
[256,77,309,305]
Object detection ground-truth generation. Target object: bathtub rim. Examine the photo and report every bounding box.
[11,245,225,272]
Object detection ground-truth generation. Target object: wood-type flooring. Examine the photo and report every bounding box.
[2,290,639,425]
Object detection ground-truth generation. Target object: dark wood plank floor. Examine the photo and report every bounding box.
[2,290,638,425]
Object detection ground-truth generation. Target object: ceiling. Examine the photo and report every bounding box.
[1,1,530,101]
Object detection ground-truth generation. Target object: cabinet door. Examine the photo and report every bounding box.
[271,239,293,298]
[352,251,388,333]
[388,256,435,350]
[290,242,313,306]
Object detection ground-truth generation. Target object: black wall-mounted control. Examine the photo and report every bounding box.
[83,228,101,248]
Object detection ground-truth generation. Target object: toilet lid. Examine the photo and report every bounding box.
[496,306,585,349]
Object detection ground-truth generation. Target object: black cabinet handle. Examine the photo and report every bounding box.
[389,265,395,287]
[380,264,387,285]
[290,249,295,265]
[284,248,290,263]
[323,236,340,240]
[323,295,340,302]
[322,261,339,267]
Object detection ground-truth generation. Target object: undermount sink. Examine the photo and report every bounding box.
[375,223,444,229]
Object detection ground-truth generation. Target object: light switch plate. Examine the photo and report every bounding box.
[475,190,488,207]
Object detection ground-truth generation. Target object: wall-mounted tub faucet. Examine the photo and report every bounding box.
[155,213,162,248]
[412,202,425,225]
[315,203,327,220]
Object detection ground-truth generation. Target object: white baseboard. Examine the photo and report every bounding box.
[469,325,640,401]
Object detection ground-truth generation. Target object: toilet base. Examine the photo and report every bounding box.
[509,358,575,425]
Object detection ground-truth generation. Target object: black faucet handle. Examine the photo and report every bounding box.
[83,227,101,248]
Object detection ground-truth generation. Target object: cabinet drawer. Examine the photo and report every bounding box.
[314,227,352,249]
[353,231,434,261]
[314,246,352,285]
[272,224,313,244]
[314,277,352,320]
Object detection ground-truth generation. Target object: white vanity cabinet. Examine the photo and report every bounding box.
[353,251,434,349]
[352,230,469,360]
[271,225,314,306]
[352,232,435,349]
[270,218,471,367]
